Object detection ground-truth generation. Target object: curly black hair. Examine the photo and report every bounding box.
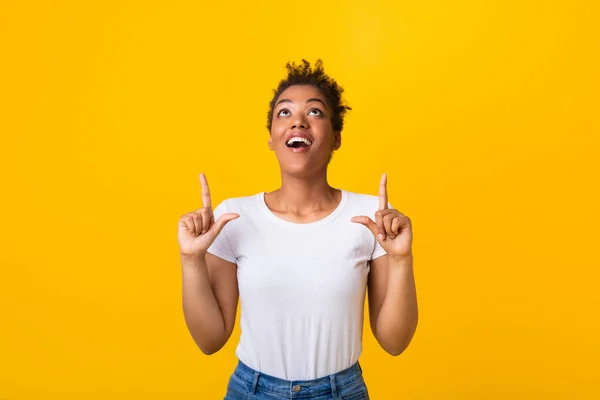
[266,59,351,133]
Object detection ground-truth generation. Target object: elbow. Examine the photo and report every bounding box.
[186,323,229,356]
[385,338,414,357]
[381,320,418,357]
[383,339,409,356]
[193,334,226,356]
[200,347,220,356]
[386,344,408,357]
[198,341,224,355]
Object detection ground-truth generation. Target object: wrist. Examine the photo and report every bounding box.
[388,251,413,265]
[180,252,207,266]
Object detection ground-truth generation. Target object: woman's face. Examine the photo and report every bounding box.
[269,84,341,177]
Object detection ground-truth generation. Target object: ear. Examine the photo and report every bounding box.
[332,131,341,150]
[268,136,274,151]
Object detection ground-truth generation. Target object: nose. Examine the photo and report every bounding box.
[291,114,309,129]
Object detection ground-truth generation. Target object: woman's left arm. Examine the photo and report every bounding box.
[351,173,419,356]
[367,253,418,356]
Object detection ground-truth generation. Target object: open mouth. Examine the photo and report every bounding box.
[286,137,313,149]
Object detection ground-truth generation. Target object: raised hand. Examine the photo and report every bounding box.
[351,173,413,258]
[178,173,240,256]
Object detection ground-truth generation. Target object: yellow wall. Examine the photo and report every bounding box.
[1,1,599,399]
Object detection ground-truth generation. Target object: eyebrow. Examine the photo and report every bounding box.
[275,98,328,109]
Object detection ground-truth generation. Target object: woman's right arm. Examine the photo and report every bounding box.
[181,252,239,355]
[178,173,240,355]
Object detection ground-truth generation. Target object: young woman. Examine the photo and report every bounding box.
[178,60,418,399]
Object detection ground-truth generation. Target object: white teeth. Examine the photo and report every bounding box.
[286,137,312,146]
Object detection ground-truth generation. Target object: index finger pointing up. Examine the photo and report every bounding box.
[199,173,212,209]
[379,173,388,210]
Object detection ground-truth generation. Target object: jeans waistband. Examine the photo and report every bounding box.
[233,360,364,398]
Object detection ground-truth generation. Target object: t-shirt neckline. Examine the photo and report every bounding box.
[256,189,348,229]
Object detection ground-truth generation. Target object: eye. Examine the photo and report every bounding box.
[277,108,291,117]
[308,108,323,116]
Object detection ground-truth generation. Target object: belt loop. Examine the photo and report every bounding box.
[330,374,338,399]
[251,371,260,394]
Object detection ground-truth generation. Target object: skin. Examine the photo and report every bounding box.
[178,84,418,356]
[265,84,342,220]
[352,173,418,355]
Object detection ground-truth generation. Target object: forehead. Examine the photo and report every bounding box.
[276,84,326,104]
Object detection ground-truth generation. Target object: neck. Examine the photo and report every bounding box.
[270,168,339,214]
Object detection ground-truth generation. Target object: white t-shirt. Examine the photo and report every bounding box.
[207,189,388,380]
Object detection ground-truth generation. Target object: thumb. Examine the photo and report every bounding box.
[351,216,378,237]
[209,213,240,237]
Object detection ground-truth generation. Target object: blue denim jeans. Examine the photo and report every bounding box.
[224,359,370,399]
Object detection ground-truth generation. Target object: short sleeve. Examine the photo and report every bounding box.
[369,201,393,261]
[206,200,237,264]
[370,239,387,260]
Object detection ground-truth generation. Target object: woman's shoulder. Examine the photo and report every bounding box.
[213,192,262,214]
[344,189,378,205]
[344,189,392,210]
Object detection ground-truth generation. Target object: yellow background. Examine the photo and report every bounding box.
[1,0,599,399]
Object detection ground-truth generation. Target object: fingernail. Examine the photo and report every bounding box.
[378,233,384,240]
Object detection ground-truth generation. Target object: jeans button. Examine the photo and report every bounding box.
[293,384,301,392]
